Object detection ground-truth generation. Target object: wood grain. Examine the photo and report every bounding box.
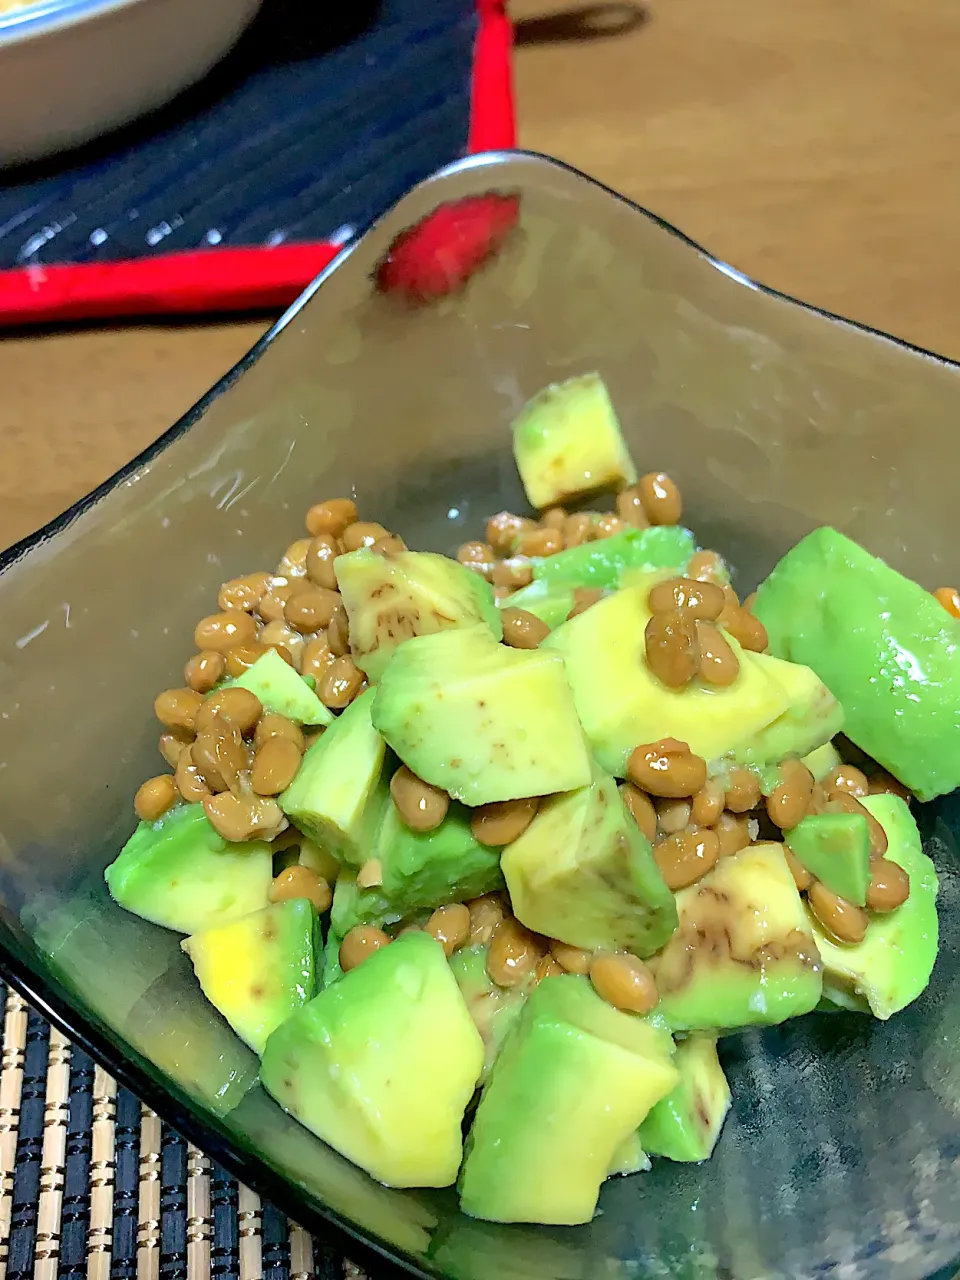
[0,0,958,551]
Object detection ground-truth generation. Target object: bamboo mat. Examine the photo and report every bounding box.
[0,981,362,1280]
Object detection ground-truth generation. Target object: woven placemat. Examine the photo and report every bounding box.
[0,981,362,1280]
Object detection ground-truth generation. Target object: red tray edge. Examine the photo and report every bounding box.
[0,0,516,326]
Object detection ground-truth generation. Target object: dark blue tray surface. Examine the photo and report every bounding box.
[0,0,475,270]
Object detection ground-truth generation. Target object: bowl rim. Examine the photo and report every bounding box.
[1,147,960,1279]
[0,0,150,44]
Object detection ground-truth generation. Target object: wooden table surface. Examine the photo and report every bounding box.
[1,0,958,551]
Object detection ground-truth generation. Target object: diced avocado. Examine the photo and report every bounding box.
[785,813,871,906]
[182,899,319,1054]
[459,975,677,1224]
[740,648,845,768]
[639,1034,731,1162]
[542,577,839,776]
[449,944,530,1081]
[753,526,960,801]
[372,625,592,805]
[501,773,677,958]
[330,800,503,932]
[279,687,387,863]
[261,931,483,1187]
[230,647,333,725]
[105,804,272,935]
[810,795,939,1019]
[607,1131,651,1177]
[802,740,843,780]
[499,579,576,629]
[511,373,637,509]
[336,548,502,681]
[652,842,823,1031]
[623,549,731,587]
[534,526,696,592]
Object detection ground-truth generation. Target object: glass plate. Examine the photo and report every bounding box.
[0,150,958,1280]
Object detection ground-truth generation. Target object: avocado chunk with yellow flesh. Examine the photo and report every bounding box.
[753,525,960,801]
[105,804,272,935]
[785,813,871,906]
[802,740,843,780]
[511,372,637,509]
[501,773,677,958]
[230,648,332,725]
[372,625,592,804]
[533,525,696,592]
[449,944,530,1082]
[182,899,319,1054]
[653,842,823,1032]
[541,577,840,776]
[279,687,387,863]
[336,548,502,681]
[639,1034,731,1162]
[809,794,939,1019]
[330,799,503,932]
[607,1131,651,1177]
[261,931,483,1188]
[738,650,844,769]
[459,975,677,1224]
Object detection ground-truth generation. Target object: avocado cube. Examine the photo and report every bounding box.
[459,975,678,1224]
[753,526,960,800]
[542,576,841,777]
[279,687,387,863]
[653,842,823,1032]
[230,648,332,725]
[330,800,503,932]
[372,625,592,805]
[336,548,502,681]
[501,773,677,958]
[744,650,845,769]
[785,813,871,906]
[533,525,696,592]
[809,795,939,1019]
[261,931,483,1187]
[105,804,272,935]
[801,740,843,781]
[511,373,636,509]
[607,1131,651,1177]
[639,1034,731,1162]
[182,899,319,1054]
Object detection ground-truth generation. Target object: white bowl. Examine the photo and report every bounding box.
[0,0,262,166]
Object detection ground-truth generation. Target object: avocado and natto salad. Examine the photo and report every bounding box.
[106,372,945,1225]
